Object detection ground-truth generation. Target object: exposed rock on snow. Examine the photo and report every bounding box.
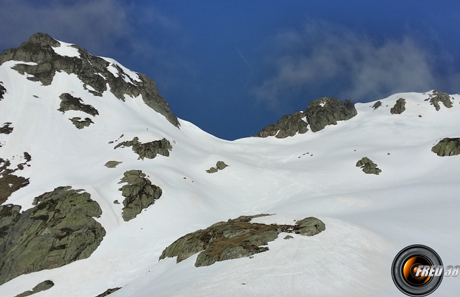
[305,97,357,132]
[114,137,172,160]
[70,117,94,129]
[95,287,121,297]
[390,98,406,114]
[0,81,5,100]
[0,157,30,205]
[427,90,453,111]
[0,33,179,127]
[206,161,228,173]
[104,161,122,168]
[159,215,325,267]
[0,187,105,285]
[118,170,162,221]
[432,137,460,156]
[356,157,382,175]
[58,93,99,116]
[15,280,54,297]
[372,101,382,110]
[0,122,13,134]
[257,111,308,138]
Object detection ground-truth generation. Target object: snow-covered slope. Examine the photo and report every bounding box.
[1,35,459,297]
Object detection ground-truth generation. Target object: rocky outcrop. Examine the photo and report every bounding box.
[0,81,5,100]
[58,93,99,116]
[305,97,357,132]
[114,137,172,160]
[426,90,453,111]
[95,287,121,297]
[257,97,357,138]
[104,161,122,168]
[0,156,30,205]
[0,186,105,285]
[432,138,460,156]
[159,215,325,267]
[15,280,54,297]
[0,122,13,134]
[118,170,162,221]
[372,101,382,110]
[257,112,308,138]
[206,161,228,173]
[70,117,94,129]
[390,98,406,114]
[0,33,179,127]
[356,157,381,175]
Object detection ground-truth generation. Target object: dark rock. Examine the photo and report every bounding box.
[284,235,293,240]
[0,186,105,285]
[118,170,162,221]
[104,161,122,168]
[70,117,94,129]
[372,101,382,110]
[15,280,54,297]
[0,122,13,134]
[0,158,30,205]
[427,90,453,111]
[206,161,228,173]
[356,157,382,175]
[305,97,357,132]
[59,93,99,116]
[0,33,180,127]
[432,138,460,156]
[206,167,218,173]
[159,214,325,267]
[95,287,121,297]
[114,137,172,160]
[257,111,308,138]
[0,81,5,100]
[390,98,406,114]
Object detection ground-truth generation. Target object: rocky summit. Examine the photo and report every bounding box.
[1,34,460,297]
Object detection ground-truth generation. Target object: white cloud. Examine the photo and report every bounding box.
[254,20,455,107]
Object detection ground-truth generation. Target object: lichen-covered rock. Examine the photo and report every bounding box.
[159,214,325,267]
[0,122,13,134]
[432,138,460,156]
[356,157,382,175]
[114,137,172,160]
[0,81,5,100]
[59,93,99,116]
[15,280,54,297]
[118,170,162,221]
[70,117,94,129]
[0,33,180,127]
[206,161,229,173]
[0,186,105,285]
[257,111,308,138]
[0,158,30,205]
[390,98,406,114]
[104,161,122,168]
[305,97,357,132]
[95,287,121,297]
[372,101,382,110]
[427,90,453,111]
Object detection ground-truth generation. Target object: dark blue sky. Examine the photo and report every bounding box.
[1,0,460,139]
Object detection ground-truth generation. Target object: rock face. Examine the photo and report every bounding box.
[432,138,460,156]
[206,161,228,173]
[257,112,308,138]
[0,81,5,100]
[58,93,99,116]
[0,156,30,205]
[114,137,172,160]
[118,170,162,221]
[15,280,54,297]
[0,33,179,127]
[159,215,325,267]
[0,186,105,285]
[427,90,453,111]
[356,157,382,175]
[305,97,357,132]
[390,98,406,114]
[257,97,357,138]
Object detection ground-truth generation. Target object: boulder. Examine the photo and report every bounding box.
[118,170,162,221]
[0,186,105,285]
[305,97,357,132]
[104,161,122,168]
[356,157,382,175]
[372,101,382,110]
[15,280,54,297]
[206,161,229,173]
[432,138,460,156]
[0,122,13,134]
[390,98,406,114]
[114,137,172,160]
[70,117,94,129]
[159,214,325,267]
[0,33,180,127]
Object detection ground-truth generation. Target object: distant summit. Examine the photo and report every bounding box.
[0,33,179,127]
